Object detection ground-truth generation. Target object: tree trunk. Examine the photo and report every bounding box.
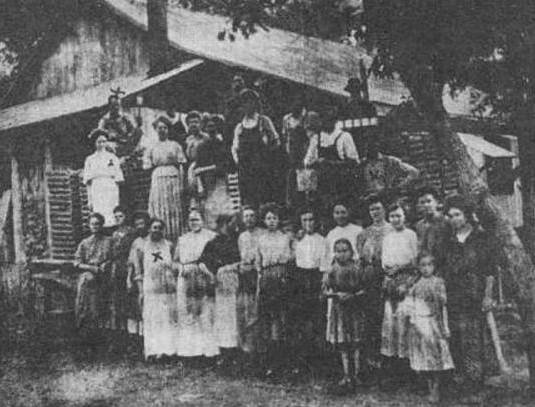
[402,71,535,389]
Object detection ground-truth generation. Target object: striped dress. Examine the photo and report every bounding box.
[144,139,186,241]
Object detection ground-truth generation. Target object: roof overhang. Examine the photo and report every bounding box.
[458,132,516,158]
[103,0,410,106]
[0,59,204,134]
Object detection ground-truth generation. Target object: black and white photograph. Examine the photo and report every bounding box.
[0,1,534,405]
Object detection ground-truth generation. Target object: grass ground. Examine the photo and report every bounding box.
[0,311,532,406]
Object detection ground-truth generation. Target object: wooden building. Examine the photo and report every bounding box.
[0,0,519,266]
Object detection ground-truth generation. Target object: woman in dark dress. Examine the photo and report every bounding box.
[231,89,283,208]
[443,195,499,399]
[199,214,242,365]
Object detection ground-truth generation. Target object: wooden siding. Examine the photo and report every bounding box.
[27,11,150,101]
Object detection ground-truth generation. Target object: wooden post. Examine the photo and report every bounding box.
[9,143,26,264]
[147,0,169,76]
[43,138,53,257]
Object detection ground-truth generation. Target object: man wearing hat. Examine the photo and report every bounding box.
[98,93,136,157]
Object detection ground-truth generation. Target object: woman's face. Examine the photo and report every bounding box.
[334,242,352,263]
[369,202,385,224]
[156,122,169,141]
[187,118,201,135]
[388,207,405,230]
[95,135,108,151]
[447,207,468,231]
[188,212,203,232]
[243,209,257,229]
[264,212,279,231]
[114,211,126,227]
[89,216,103,234]
[333,205,349,227]
[149,221,164,240]
[300,212,315,234]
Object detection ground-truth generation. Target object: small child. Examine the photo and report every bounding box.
[408,253,454,403]
[323,238,365,392]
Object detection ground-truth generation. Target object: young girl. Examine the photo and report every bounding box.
[380,203,418,384]
[323,238,365,392]
[256,203,293,376]
[408,253,453,403]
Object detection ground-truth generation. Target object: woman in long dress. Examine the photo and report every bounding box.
[83,129,124,227]
[174,210,219,358]
[443,195,498,401]
[237,206,264,354]
[132,218,178,359]
[356,194,394,376]
[199,214,241,363]
[144,116,187,241]
[380,203,418,386]
[73,213,113,355]
[256,203,293,375]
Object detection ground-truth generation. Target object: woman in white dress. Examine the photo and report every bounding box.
[132,218,178,359]
[174,210,219,358]
[83,129,124,227]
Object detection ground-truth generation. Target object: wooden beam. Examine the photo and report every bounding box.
[43,138,53,257]
[10,143,26,264]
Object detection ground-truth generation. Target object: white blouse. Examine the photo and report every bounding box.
[174,228,216,264]
[381,228,418,268]
[294,233,325,269]
[82,150,124,185]
[256,230,293,269]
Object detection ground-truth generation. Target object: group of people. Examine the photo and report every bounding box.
[74,78,501,404]
[73,183,499,404]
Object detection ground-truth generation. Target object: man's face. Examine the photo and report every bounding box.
[418,193,439,217]
[300,212,315,234]
[369,202,385,223]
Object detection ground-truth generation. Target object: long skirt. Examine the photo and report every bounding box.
[75,272,101,333]
[237,263,259,353]
[290,267,323,349]
[258,264,289,349]
[449,311,499,384]
[143,292,179,358]
[148,170,184,242]
[109,260,128,331]
[203,176,234,231]
[88,177,119,227]
[326,298,363,347]
[408,315,454,372]
[215,263,240,348]
[362,264,384,366]
[176,264,219,357]
[381,298,411,359]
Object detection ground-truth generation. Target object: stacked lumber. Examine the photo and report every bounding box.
[46,170,83,260]
[227,173,241,212]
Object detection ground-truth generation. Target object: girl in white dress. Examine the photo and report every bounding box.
[83,129,124,227]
